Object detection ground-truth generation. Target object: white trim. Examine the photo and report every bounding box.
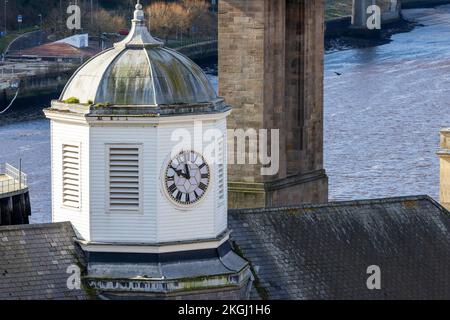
[89,110,230,125]
[45,108,230,126]
[78,233,230,254]
[44,110,89,124]
[51,121,55,222]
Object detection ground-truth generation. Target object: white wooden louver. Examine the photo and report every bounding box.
[109,147,140,211]
[62,144,80,208]
[218,139,225,201]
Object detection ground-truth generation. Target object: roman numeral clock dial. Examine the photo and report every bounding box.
[164,151,210,206]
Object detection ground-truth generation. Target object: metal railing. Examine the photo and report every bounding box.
[0,163,27,194]
[166,35,218,49]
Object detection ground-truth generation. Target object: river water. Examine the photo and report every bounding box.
[1,6,450,223]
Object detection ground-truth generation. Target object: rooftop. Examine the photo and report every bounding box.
[0,222,87,300]
[3,195,450,299]
[229,195,450,299]
[17,42,99,59]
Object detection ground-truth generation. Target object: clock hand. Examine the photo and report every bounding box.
[171,166,186,178]
[185,164,191,179]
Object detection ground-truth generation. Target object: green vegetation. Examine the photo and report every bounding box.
[0,27,38,54]
[94,102,112,107]
[146,0,217,45]
[325,0,354,20]
[325,0,393,21]
[64,97,80,104]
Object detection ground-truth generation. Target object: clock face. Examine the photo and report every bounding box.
[164,150,210,206]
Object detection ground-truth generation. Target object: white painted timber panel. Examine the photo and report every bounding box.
[156,119,226,243]
[51,120,90,240]
[89,125,157,243]
[214,117,228,235]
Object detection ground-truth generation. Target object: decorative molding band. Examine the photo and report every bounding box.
[84,239,235,265]
[265,169,328,191]
[228,170,328,194]
[87,265,253,295]
[78,230,230,254]
[44,108,230,126]
[437,149,450,157]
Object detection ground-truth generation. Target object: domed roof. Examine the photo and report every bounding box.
[60,3,217,106]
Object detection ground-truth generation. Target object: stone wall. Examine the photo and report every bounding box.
[219,0,328,208]
[438,129,450,210]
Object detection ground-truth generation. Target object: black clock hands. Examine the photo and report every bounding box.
[170,165,185,178]
[185,164,191,179]
[171,165,189,179]
[166,151,210,205]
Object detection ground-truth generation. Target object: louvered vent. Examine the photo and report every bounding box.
[218,138,225,201]
[109,146,140,211]
[62,144,80,208]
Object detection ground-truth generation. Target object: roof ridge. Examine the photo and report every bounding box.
[229,195,436,214]
[0,221,73,232]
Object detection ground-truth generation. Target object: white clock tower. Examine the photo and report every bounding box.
[45,2,251,299]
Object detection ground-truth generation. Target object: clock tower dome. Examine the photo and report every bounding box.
[45,2,251,299]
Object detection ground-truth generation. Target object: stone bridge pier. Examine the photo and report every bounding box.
[352,0,377,28]
[352,0,402,29]
[219,0,328,209]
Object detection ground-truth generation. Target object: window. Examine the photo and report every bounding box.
[62,144,81,208]
[108,145,141,212]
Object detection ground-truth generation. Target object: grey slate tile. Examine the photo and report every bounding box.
[229,195,450,300]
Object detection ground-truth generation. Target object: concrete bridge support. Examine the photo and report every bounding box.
[0,191,31,226]
[384,0,402,24]
[219,0,328,209]
[352,0,377,28]
[352,0,402,29]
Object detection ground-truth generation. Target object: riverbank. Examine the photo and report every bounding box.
[325,0,450,52]
[325,17,418,52]
[325,0,450,20]
[403,0,450,9]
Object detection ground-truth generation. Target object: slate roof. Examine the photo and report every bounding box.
[229,195,450,300]
[0,222,87,300]
[2,195,450,300]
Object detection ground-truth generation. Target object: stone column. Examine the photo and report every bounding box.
[438,129,450,210]
[351,0,377,28]
[219,0,328,209]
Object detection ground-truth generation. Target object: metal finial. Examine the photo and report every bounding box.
[134,0,144,21]
[114,0,162,48]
